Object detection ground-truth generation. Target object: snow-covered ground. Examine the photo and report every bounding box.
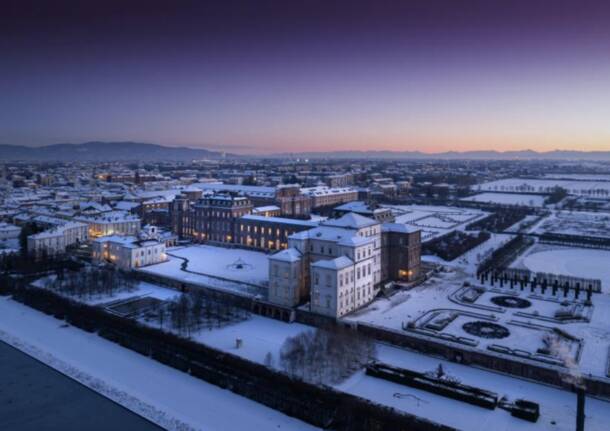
[511,244,610,293]
[383,204,488,242]
[544,173,610,181]
[461,192,546,207]
[477,178,610,199]
[146,314,311,366]
[340,343,610,431]
[0,296,318,431]
[139,245,269,296]
[533,210,610,238]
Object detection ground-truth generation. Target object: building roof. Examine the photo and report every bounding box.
[269,247,302,263]
[322,212,378,229]
[337,235,375,247]
[311,255,353,270]
[382,223,420,234]
[252,205,281,213]
[301,186,356,196]
[241,214,318,227]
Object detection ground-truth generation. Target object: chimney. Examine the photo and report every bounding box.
[576,387,585,431]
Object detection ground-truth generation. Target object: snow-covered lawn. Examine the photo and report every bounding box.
[461,192,546,207]
[477,178,610,199]
[145,314,311,366]
[141,245,268,287]
[534,210,610,238]
[0,296,318,431]
[511,244,610,293]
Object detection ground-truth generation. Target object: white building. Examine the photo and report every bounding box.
[301,186,359,208]
[92,234,167,270]
[27,221,88,256]
[268,212,381,317]
[76,210,141,238]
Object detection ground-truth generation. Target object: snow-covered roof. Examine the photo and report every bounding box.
[382,223,420,234]
[193,183,276,197]
[269,247,302,263]
[252,205,281,213]
[311,255,353,270]
[337,235,375,247]
[115,201,141,211]
[301,186,356,196]
[322,212,378,229]
[241,214,318,227]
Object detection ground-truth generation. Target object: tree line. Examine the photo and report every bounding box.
[279,326,376,385]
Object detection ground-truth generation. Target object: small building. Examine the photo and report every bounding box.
[92,235,167,270]
[77,211,141,238]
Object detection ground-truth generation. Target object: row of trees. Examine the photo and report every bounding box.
[43,266,138,299]
[147,289,250,335]
[0,250,81,274]
[423,230,490,261]
[466,208,531,232]
[279,327,376,385]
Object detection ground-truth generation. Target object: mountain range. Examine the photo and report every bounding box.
[272,149,610,161]
[1,141,610,161]
[0,142,227,162]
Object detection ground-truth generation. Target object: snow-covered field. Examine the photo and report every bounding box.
[383,204,488,242]
[511,244,610,293]
[534,211,610,238]
[0,296,318,431]
[544,173,610,181]
[477,178,610,199]
[461,192,546,207]
[139,245,269,295]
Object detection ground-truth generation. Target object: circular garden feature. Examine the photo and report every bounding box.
[462,321,510,339]
[490,295,532,309]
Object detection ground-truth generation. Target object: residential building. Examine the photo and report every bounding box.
[76,211,141,238]
[27,221,88,256]
[92,235,167,270]
[192,193,253,243]
[301,186,359,208]
[236,215,317,251]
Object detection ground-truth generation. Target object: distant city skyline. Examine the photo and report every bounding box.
[2,0,610,154]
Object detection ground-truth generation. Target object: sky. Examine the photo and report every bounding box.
[2,0,610,154]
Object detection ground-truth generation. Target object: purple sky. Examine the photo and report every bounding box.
[2,0,610,154]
